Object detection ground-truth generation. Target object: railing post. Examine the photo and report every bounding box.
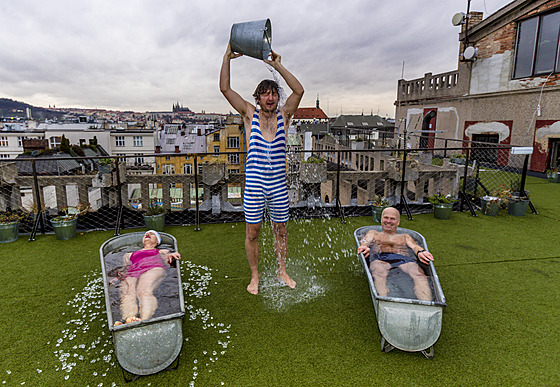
[399,148,413,220]
[194,155,200,231]
[29,159,45,241]
[335,150,345,223]
[520,154,538,214]
[114,156,124,235]
[459,147,476,216]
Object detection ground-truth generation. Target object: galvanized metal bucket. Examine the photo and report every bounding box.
[230,19,272,60]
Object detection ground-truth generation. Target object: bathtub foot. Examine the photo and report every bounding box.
[421,346,434,359]
[380,337,394,353]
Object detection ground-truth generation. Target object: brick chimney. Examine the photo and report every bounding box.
[459,11,484,62]
[175,145,180,153]
[22,138,48,152]
[155,145,161,153]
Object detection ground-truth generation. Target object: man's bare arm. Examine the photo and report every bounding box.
[404,234,434,264]
[264,51,304,126]
[220,42,254,118]
[357,230,378,258]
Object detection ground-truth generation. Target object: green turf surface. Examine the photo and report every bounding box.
[1,177,559,386]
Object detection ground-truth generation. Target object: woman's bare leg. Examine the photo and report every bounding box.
[120,277,139,322]
[136,267,166,321]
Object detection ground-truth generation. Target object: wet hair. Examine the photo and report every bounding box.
[253,79,279,102]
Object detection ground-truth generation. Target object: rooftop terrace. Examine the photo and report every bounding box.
[1,175,558,385]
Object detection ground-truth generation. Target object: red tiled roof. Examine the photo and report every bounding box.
[293,107,328,120]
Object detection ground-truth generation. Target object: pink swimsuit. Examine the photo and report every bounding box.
[126,249,165,278]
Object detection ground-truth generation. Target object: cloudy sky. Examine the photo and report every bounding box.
[1,0,512,117]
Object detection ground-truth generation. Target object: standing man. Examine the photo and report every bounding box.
[220,42,304,294]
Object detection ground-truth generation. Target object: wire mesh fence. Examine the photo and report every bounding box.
[0,137,535,241]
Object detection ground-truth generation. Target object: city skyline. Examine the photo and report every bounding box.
[1,0,512,117]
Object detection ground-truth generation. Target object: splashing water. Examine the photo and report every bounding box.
[256,217,358,311]
[265,64,287,109]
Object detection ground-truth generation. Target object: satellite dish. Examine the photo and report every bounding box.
[463,46,478,61]
[452,12,466,26]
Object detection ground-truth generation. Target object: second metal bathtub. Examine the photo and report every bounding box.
[354,226,447,358]
[100,232,185,380]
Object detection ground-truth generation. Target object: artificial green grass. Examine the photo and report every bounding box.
[1,177,559,386]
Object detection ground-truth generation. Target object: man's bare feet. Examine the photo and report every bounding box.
[113,321,123,326]
[125,316,141,323]
[247,278,259,295]
[277,272,296,289]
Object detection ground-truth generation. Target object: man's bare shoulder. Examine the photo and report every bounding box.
[365,229,382,239]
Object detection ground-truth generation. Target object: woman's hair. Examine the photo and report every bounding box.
[253,79,279,101]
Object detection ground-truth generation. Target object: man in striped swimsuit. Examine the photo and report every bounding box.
[220,42,304,294]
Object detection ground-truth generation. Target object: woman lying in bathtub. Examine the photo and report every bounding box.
[114,230,181,325]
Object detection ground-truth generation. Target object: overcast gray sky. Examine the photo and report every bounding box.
[0,0,512,117]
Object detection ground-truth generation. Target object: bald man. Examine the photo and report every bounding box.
[357,207,434,301]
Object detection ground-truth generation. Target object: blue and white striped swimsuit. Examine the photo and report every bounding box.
[243,109,289,224]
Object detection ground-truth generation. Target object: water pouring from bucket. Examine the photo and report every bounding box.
[230,19,272,60]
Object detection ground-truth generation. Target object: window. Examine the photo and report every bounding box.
[49,136,61,149]
[162,164,175,174]
[134,154,144,165]
[198,165,203,175]
[166,138,175,144]
[228,153,240,165]
[133,136,143,147]
[229,168,240,174]
[214,146,220,153]
[0,136,8,147]
[0,154,10,159]
[115,136,125,147]
[183,164,193,174]
[514,11,560,78]
[227,136,239,148]
[213,133,220,142]
[18,137,24,147]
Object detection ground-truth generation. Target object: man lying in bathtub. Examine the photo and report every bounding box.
[114,230,181,325]
[357,207,433,301]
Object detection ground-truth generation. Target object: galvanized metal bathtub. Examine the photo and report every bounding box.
[100,232,185,380]
[354,226,446,358]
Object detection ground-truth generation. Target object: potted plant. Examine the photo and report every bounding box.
[480,195,501,216]
[371,195,390,223]
[300,156,327,184]
[0,211,26,243]
[500,187,530,216]
[50,203,90,240]
[451,153,466,165]
[98,158,113,174]
[426,193,457,220]
[546,168,559,183]
[143,203,166,232]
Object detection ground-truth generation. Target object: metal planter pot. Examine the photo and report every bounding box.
[372,205,389,223]
[51,218,77,240]
[433,203,453,220]
[0,221,19,243]
[507,200,530,216]
[144,213,165,232]
[481,196,501,216]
